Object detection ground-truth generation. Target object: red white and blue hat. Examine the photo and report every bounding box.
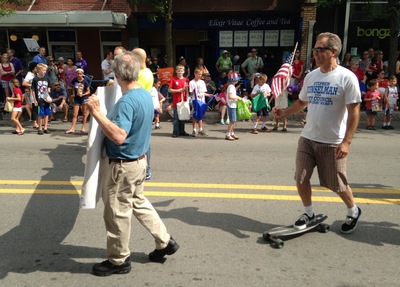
[228,72,240,82]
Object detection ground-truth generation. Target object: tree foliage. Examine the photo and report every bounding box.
[0,0,28,17]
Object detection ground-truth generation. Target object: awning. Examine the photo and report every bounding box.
[0,10,127,28]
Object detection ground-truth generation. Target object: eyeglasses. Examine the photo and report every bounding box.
[54,84,60,86]
[312,47,332,53]
[251,50,257,53]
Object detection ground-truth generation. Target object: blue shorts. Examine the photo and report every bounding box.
[74,96,88,106]
[38,105,51,117]
[227,106,237,122]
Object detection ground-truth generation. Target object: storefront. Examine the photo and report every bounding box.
[0,11,128,79]
[138,12,301,79]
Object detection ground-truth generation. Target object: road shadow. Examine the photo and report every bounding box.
[331,220,400,247]
[153,200,278,239]
[0,143,104,279]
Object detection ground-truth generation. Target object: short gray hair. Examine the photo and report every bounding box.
[316,32,342,58]
[112,51,140,82]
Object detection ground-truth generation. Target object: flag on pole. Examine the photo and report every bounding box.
[271,63,293,99]
[271,51,295,99]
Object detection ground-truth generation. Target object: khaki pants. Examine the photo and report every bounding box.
[102,158,170,265]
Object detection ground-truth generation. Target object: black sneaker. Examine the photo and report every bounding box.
[293,213,315,230]
[43,129,51,134]
[149,237,180,262]
[388,125,394,129]
[92,257,131,276]
[38,130,44,135]
[341,207,362,234]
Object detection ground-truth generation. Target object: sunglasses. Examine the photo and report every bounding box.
[312,47,332,53]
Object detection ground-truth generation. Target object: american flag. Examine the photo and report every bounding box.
[271,53,294,99]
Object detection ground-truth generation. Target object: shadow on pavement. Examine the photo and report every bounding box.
[0,143,103,279]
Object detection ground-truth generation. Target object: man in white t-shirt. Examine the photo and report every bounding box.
[272,32,362,234]
[101,51,115,80]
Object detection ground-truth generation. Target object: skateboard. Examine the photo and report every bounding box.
[262,214,329,249]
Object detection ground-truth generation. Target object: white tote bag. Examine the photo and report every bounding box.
[177,92,190,121]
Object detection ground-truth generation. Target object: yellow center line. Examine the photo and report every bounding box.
[0,180,399,194]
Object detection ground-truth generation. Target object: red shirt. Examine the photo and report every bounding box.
[12,87,23,108]
[292,59,304,77]
[364,90,380,110]
[169,76,189,107]
[351,68,365,82]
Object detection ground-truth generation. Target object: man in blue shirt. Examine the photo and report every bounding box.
[32,47,47,64]
[87,51,179,276]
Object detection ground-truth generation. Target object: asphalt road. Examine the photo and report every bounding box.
[0,114,399,287]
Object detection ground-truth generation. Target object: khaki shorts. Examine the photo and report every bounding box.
[294,137,349,192]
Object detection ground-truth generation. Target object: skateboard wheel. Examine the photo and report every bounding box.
[272,239,284,249]
[318,223,330,233]
[262,232,271,241]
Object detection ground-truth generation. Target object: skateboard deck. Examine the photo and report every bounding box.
[263,214,329,248]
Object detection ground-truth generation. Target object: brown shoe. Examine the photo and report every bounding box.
[261,127,270,132]
[231,134,239,140]
[225,135,235,141]
[251,128,258,134]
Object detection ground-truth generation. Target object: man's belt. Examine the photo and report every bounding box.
[109,155,145,164]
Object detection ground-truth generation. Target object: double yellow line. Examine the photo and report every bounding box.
[0,180,399,205]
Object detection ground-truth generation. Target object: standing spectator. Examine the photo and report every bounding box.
[349,59,365,82]
[57,57,66,88]
[8,78,24,135]
[101,51,114,80]
[249,73,272,134]
[241,48,264,89]
[31,63,52,135]
[151,78,165,129]
[65,58,77,107]
[46,56,59,87]
[364,81,380,130]
[195,57,209,76]
[382,76,398,129]
[225,72,242,141]
[50,81,68,122]
[146,56,158,76]
[65,68,90,134]
[168,64,190,138]
[178,56,190,78]
[157,54,169,68]
[374,68,389,109]
[341,52,352,69]
[189,68,211,137]
[22,61,38,129]
[215,50,232,74]
[374,50,384,70]
[0,53,15,100]
[75,51,88,74]
[7,49,23,84]
[21,86,33,123]
[272,32,362,234]
[291,50,304,86]
[359,51,371,74]
[32,47,47,64]
[87,51,179,276]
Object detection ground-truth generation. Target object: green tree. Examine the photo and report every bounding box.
[0,0,28,17]
[127,0,174,66]
[317,0,399,76]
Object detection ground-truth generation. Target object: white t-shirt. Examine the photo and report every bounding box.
[151,86,160,110]
[24,71,35,102]
[226,83,238,108]
[189,79,207,102]
[251,83,271,98]
[299,65,361,144]
[101,59,114,80]
[387,86,398,106]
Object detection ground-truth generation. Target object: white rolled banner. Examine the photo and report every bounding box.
[80,85,122,209]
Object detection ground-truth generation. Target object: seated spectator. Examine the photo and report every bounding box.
[50,81,68,122]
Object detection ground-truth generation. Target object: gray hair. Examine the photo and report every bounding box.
[316,32,342,58]
[112,51,140,82]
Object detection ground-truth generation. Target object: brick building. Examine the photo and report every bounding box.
[0,0,321,80]
[0,0,130,80]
